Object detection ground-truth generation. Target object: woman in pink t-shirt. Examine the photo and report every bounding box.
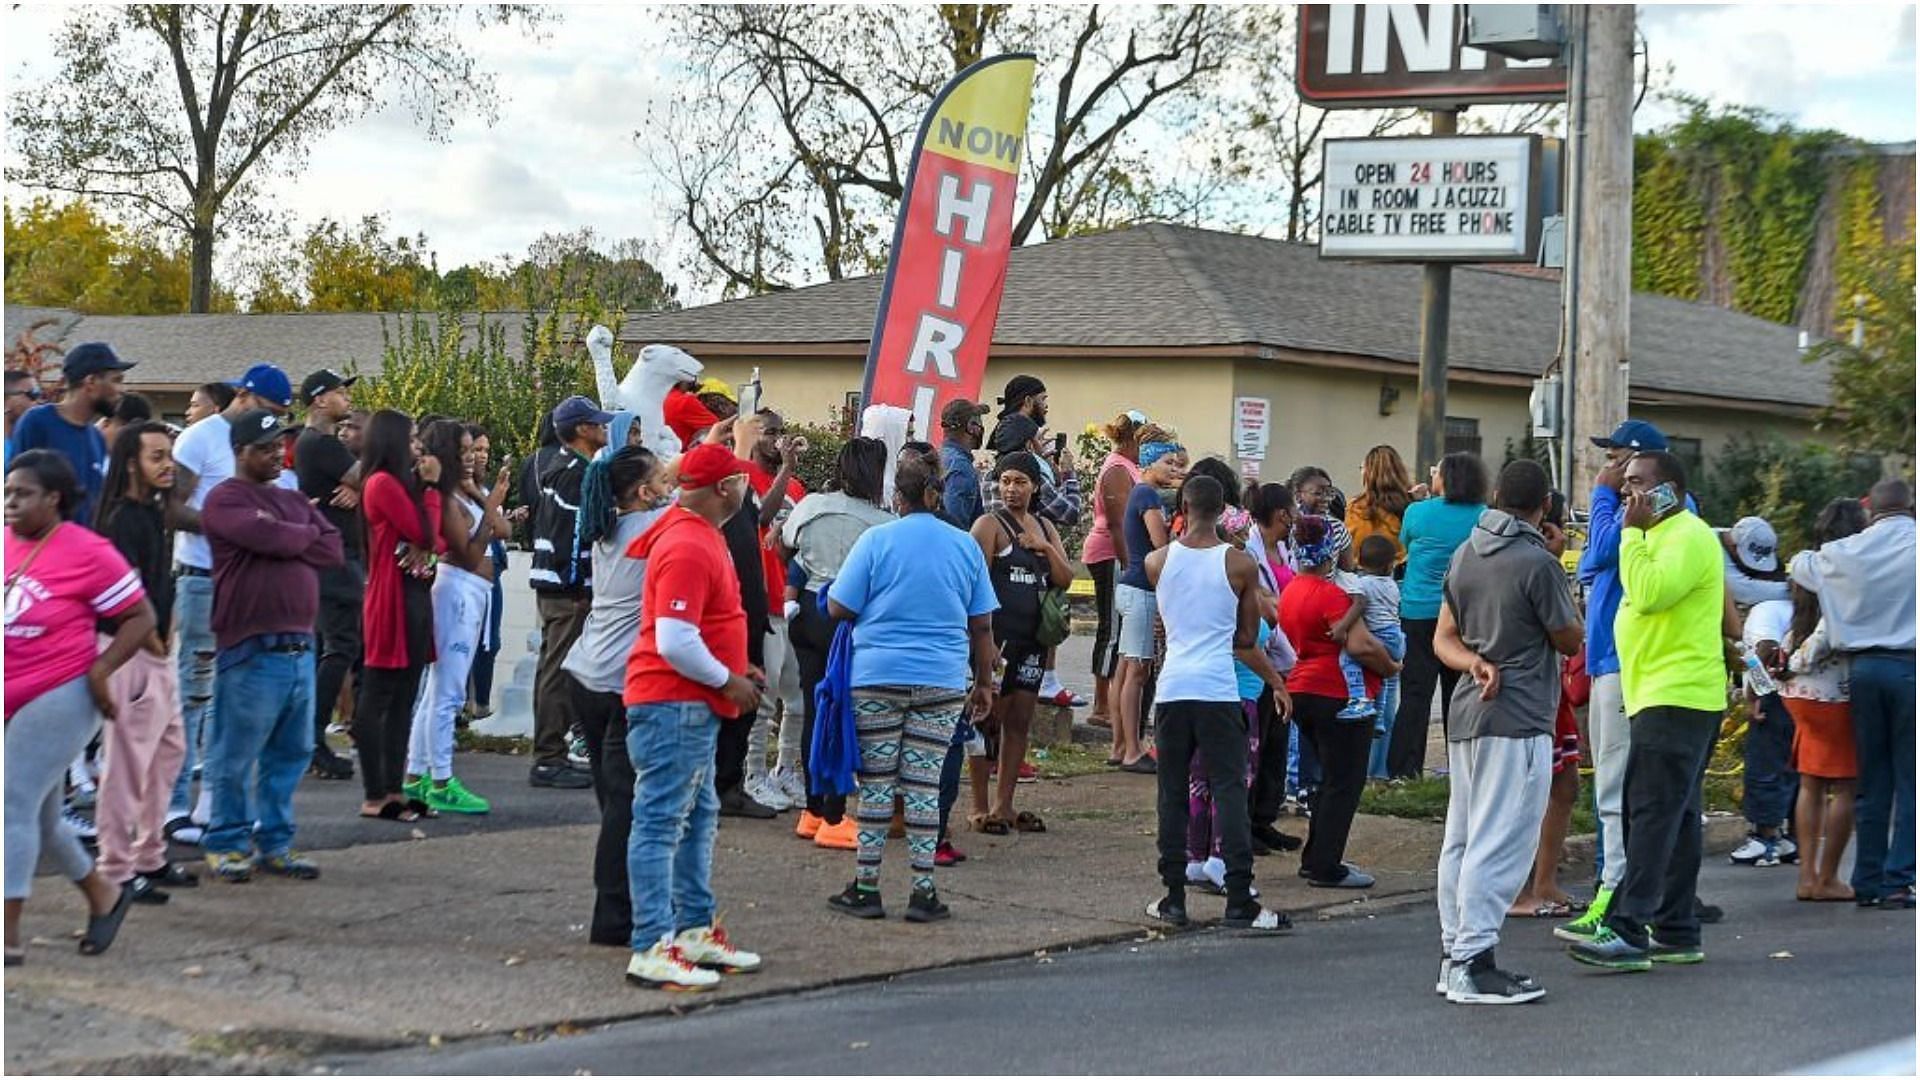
[4,451,156,966]
[1079,411,1148,727]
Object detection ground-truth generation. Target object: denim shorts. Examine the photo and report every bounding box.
[1115,584,1158,661]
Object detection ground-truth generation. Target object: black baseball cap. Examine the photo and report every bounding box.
[228,408,299,450]
[301,369,357,404]
[62,342,136,382]
[940,398,990,431]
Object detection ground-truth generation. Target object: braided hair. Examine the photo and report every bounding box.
[578,445,660,550]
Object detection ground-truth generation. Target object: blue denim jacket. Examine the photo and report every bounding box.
[941,440,984,525]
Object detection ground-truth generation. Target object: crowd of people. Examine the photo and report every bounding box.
[3,350,1912,1005]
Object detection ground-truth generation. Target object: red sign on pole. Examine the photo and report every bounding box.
[861,54,1036,439]
[1297,5,1568,109]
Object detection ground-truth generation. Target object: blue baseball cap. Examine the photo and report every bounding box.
[1589,419,1668,452]
[230,363,294,409]
[551,395,614,428]
[61,342,136,382]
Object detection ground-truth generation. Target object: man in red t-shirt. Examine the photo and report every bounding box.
[737,411,809,809]
[663,381,720,449]
[622,443,765,992]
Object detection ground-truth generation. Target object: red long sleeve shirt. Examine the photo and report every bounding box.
[202,477,344,650]
[360,471,443,669]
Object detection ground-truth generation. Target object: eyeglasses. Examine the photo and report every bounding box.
[6,388,43,402]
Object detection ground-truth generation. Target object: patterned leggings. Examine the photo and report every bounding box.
[854,686,965,894]
[1187,699,1262,861]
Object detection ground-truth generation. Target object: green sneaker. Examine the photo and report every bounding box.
[426,776,491,815]
[402,774,431,804]
[1552,886,1613,943]
[1648,938,1705,965]
[1567,926,1652,972]
[255,851,321,880]
[205,851,253,883]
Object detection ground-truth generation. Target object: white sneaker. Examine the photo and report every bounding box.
[1436,958,1452,995]
[744,775,790,812]
[770,766,807,806]
[674,924,761,973]
[62,808,97,841]
[1729,835,1769,865]
[627,940,721,990]
[1446,955,1545,1005]
[1774,836,1799,864]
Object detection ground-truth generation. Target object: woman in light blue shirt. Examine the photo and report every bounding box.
[1385,451,1488,780]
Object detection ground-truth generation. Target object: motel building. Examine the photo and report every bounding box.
[6,223,1830,486]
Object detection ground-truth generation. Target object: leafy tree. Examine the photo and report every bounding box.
[1804,244,1918,463]
[652,4,1228,294]
[1704,431,1883,542]
[3,197,210,313]
[8,4,545,312]
[299,216,438,312]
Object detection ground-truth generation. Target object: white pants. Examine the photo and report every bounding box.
[1589,672,1631,890]
[747,616,806,780]
[408,565,492,781]
[1437,734,1552,963]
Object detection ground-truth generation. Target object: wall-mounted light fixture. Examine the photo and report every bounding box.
[1378,382,1401,417]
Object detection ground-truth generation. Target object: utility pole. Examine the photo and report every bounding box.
[1415,107,1458,476]
[1570,5,1634,501]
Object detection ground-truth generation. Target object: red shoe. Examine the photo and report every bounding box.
[935,840,967,867]
[1048,688,1077,708]
[1017,762,1038,783]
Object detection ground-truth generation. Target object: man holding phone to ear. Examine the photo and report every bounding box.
[1569,450,1726,973]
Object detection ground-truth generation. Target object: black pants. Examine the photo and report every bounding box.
[1249,686,1290,828]
[313,558,365,749]
[1387,617,1460,780]
[533,592,591,768]
[789,596,848,820]
[1606,706,1719,949]
[1295,693,1373,882]
[714,712,750,797]
[572,676,632,946]
[1155,700,1255,904]
[1090,559,1119,680]
[356,665,424,801]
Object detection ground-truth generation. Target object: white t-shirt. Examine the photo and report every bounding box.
[172,415,233,570]
[1741,599,1793,696]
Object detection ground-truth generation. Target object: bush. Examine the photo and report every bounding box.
[1702,432,1880,545]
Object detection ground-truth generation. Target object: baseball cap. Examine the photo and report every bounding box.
[228,408,298,450]
[677,442,747,490]
[694,377,737,403]
[1730,516,1780,573]
[940,398,990,431]
[997,374,1046,416]
[231,363,294,409]
[551,395,614,428]
[1589,419,1668,452]
[62,342,136,382]
[301,369,357,404]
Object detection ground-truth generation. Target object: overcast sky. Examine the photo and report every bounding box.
[4,3,1914,304]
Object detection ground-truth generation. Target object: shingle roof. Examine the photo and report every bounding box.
[620,223,1830,410]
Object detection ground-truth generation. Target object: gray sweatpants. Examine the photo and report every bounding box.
[5,677,101,899]
[1437,733,1552,963]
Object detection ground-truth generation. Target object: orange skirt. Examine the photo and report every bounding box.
[1784,698,1856,780]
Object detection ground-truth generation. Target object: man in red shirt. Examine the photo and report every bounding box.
[738,411,808,809]
[663,378,720,448]
[623,443,765,991]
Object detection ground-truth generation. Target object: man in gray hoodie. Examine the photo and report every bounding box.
[1432,459,1584,1004]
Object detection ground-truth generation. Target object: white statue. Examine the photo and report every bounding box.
[585,324,619,408]
[622,342,703,459]
[860,403,912,507]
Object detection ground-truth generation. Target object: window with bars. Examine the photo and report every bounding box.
[1444,416,1482,457]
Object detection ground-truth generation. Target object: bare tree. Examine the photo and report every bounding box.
[650,4,1232,294]
[8,4,545,311]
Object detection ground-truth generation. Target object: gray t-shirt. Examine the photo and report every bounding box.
[562,506,671,695]
[1442,508,1581,741]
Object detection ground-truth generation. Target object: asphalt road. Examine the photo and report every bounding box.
[342,860,1915,1075]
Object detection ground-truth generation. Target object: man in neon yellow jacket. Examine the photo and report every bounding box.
[1570,450,1727,973]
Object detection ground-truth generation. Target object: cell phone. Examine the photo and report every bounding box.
[1051,432,1067,458]
[737,366,762,418]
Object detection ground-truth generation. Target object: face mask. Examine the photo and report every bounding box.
[1647,482,1681,519]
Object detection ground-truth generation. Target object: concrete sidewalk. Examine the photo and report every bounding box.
[5,754,1446,1075]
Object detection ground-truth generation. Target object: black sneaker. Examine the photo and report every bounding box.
[1252,823,1303,852]
[310,747,355,781]
[1221,901,1290,933]
[719,787,777,819]
[905,887,951,923]
[1146,892,1189,928]
[828,882,886,920]
[1693,897,1724,924]
[1446,950,1545,1004]
[529,763,593,789]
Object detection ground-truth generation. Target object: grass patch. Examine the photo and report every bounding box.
[1033,742,1116,779]
[1358,773,1600,835]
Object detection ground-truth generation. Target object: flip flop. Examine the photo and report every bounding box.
[969,813,1010,836]
[405,798,438,819]
[1513,900,1572,919]
[1013,811,1047,834]
[78,883,135,956]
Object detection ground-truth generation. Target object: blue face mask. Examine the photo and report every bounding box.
[1647,482,1681,518]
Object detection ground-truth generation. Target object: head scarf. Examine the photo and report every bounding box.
[1294,514,1341,568]
[994,451,1045,489]
[1140,441,1183,468]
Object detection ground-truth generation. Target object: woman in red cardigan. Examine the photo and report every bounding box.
[355,410,443,822]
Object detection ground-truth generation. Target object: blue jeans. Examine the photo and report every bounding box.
[1850,652,1917,899]
[1349,622,1408,779]
[1743,694,1798,829]
[203,644,315,858]
[169,573,217,817]
[936,715,975,842]
[626,701,721,949]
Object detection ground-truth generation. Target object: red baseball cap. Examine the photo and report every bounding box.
[678,442,746,490]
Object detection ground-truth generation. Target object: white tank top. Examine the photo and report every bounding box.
[1155,541,1240,703]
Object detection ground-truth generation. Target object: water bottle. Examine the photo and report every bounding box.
[1743,650,1780,696]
